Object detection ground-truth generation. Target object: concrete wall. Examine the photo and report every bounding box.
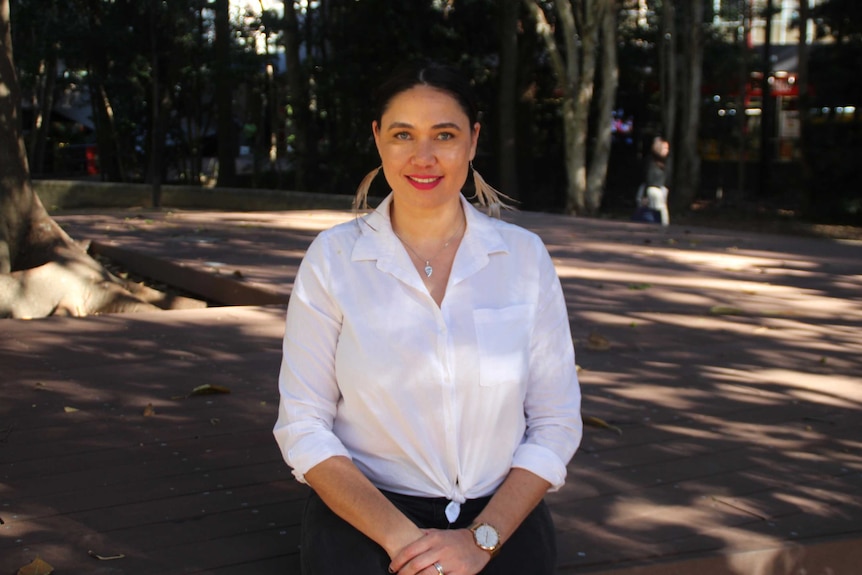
[33,179,357,212]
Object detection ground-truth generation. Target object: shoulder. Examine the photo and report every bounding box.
[308,215,364,249]
[298,216,367,274]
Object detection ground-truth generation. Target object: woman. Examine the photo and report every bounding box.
[635,136,670,226]
[273,62,582,575]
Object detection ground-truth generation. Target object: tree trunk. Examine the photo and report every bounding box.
[586,0,618,212]
[84,3,124,182]
[499,0,520,200]
[759,0,774,196]
[89,78,126,181]
[214,0,236,188]
[570,1,599,215]
[28,46,57,176]
[672,0,704,209]
[526,0,609,215]
[1,0,161,318]
[283,0,310,191]
[797,0,811,212]
[658,0,676,143]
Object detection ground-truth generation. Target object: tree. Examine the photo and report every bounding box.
[498,0,520,200]
[1,0,162,318]
[646,0,704,209]
[214,0,237,187]
[671,0,704,208]
[523,0,618,215]
[586,1,618,212]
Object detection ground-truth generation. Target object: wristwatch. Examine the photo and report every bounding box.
[469,523,501,557]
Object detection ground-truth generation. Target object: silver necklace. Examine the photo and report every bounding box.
[394,218,465,278]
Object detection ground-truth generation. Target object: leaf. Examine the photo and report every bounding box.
[88,550,126,561]
[142,403,156,417]
[584,416,623,436]
[585,332,611,351]
[63,406,79,413]
[17,557,54,575]
[188,384,231,397]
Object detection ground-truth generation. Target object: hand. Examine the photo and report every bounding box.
[389,528,489,575]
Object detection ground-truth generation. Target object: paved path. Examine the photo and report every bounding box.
[2,207,861,574]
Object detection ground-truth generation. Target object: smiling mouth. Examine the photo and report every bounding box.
[408,176,442,184]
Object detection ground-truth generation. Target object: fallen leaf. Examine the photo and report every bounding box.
[143,403,156,417]
[188,384,231,397]
[17,557,54,575]
[584,416,623,436]
[63,406,79,413]
[586,332,611,351]
[88,550,126,561]
[210,418,221,426]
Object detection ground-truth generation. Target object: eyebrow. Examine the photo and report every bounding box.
[385,121,463,131]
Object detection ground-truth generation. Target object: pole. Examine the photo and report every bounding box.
[759,0,774,196]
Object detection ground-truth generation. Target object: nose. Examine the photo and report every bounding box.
[411,139,436,167]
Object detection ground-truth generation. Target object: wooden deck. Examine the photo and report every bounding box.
[2,208,861,574]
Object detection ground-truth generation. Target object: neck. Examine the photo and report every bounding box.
[390,198,465,243]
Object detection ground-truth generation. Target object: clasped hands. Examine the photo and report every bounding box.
[388,527,490,575]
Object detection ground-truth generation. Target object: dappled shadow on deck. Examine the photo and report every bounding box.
[1,208,861,574]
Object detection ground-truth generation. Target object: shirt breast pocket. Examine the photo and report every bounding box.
[473,304,533,387]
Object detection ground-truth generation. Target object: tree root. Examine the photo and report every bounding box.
[0,247,166,319]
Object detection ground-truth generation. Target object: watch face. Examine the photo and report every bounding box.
[476,524,499,548]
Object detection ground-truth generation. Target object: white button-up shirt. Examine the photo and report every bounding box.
[274,193,582,510]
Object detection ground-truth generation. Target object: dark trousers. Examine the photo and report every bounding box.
[300,489,557,574]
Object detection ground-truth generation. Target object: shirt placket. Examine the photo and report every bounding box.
[435,303,465,522]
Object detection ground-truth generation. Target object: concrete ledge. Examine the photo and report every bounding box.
[34,179,356,212]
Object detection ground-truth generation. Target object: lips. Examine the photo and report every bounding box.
[406,175,443,190]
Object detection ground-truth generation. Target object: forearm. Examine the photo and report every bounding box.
[473,467,551,545]
[304,455,425,558]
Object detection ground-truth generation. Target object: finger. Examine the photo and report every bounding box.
[389,535,433,573]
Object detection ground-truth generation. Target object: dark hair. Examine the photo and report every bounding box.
[373,61,479,126]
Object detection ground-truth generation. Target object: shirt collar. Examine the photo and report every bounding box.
[351,193,509,285]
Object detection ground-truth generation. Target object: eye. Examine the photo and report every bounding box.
[436,132,455,141]
[394,131,412,140]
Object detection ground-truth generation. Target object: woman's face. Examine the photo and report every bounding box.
[373,85,479,214]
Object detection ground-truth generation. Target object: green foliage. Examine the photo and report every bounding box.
[8,0,856,222]
[295,0,503,192]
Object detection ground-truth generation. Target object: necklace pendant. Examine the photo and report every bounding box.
[424,263,433,278]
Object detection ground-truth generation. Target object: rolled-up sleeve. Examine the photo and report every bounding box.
[273,235,350,483]
[512,245,582,491]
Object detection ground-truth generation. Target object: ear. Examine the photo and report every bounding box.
[470,122,481,160]
[372,121,381,149]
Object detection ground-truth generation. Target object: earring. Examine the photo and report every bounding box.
[471,162,513,219]
[353,166,381,211]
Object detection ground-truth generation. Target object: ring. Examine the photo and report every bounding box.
[433,562,445,575]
